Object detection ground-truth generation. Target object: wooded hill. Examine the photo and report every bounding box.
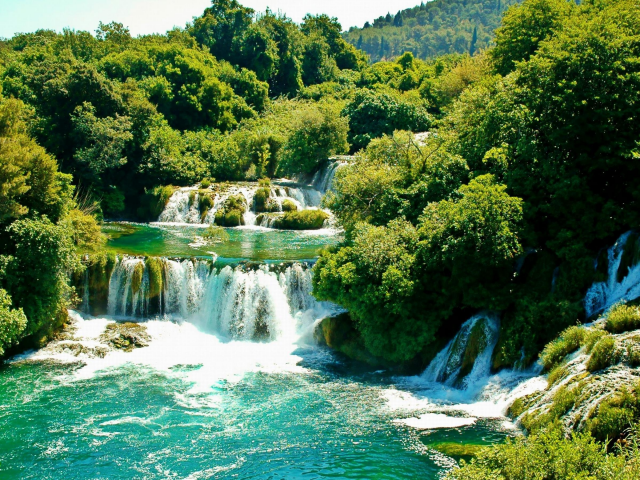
[343,0,522,61]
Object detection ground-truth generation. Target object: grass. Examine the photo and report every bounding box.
[605,303,640,334]
[539,326,586,371]
[586,335,617,372]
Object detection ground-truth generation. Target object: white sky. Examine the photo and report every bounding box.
[0,0,422,39]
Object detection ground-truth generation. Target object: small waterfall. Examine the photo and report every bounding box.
[157,184,329,227]
[99,256,328,342]
[312,161,345,193]
[158,189,202,224]
[421,313,500,390]
[584,231,640,317]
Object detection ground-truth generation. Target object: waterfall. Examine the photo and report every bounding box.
[311,161,345,193]
[158,189,202,224]
[96,256,329,342]
[584,231,640,318]
[157,184,329,227]
[421,313,500,390]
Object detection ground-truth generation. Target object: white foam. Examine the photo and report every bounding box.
[394,413,477,430]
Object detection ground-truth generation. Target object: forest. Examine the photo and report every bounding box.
[1,0,640,477]
[343,0,522,61]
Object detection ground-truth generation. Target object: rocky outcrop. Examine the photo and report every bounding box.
[100,322,150,352]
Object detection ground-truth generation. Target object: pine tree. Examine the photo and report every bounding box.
[469,25,478,55]
[394,11,404,27]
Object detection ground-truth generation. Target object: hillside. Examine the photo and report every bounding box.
[343,0,522,62]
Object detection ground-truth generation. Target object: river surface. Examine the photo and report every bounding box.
[103,222,340,263]
[0,314,528,479]
[0,209,549,479]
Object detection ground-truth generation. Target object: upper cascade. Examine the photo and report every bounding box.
[157,161,345,226]
[78,255,335,343]
[584,231,640,318]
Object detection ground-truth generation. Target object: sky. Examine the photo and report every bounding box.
[0,0,422,39]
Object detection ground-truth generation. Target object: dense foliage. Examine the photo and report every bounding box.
[343,0,522,62]
[314,0,640,367]
[447,424,640,479]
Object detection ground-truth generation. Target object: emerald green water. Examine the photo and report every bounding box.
[0,345,513,479]
[0,221,528,479]
[103,223,339,262]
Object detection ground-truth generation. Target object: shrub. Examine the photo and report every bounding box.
[586,383,640,443]
[584,329,607,353]
[282,199,298,212]
[273,210,329,230]
[605,303,640,334]
[539,326,586,371]
[258,178,271,187]
[200,178,214,189]
[253,188,271,212]
[0,289,27,357]
[214,195,246,227]
[446,425,636,480]
[587,336,617,372]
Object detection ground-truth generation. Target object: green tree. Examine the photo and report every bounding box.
[490,0,574,75]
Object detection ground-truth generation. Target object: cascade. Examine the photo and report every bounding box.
[157,184,328,226]
[311,161,345,193]
[92,256,330,342]
[584,231,640,318]
[421,313,500,390]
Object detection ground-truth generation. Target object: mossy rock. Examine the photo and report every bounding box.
[428,442,488,460]
[198,193,215,221]
[253,187,271,213]
[273,210,329,230]
[146,257,164,301]
[214,195,247,227]
[315,313,387,368]
[100,322,150,352]
[458,318,489,381]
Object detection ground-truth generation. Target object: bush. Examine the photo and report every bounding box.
[200,178,214,189]
[214,195,246,227]
[137,185,176,221]
[446,425,636,480]
[586,383,640,444]
[282,199,298,212]
[273,210,329,230]
[202,225,229,243]
[587,336,617,372]
[0,289,27,357]
[539,326,586,371]
[253,188,271,212]
[605,303,640,334]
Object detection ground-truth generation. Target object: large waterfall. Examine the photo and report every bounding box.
[88,256,332,342]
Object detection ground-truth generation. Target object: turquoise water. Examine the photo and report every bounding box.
[0,344,512,479]
[0,220,529,480]
[103,223,340,263]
